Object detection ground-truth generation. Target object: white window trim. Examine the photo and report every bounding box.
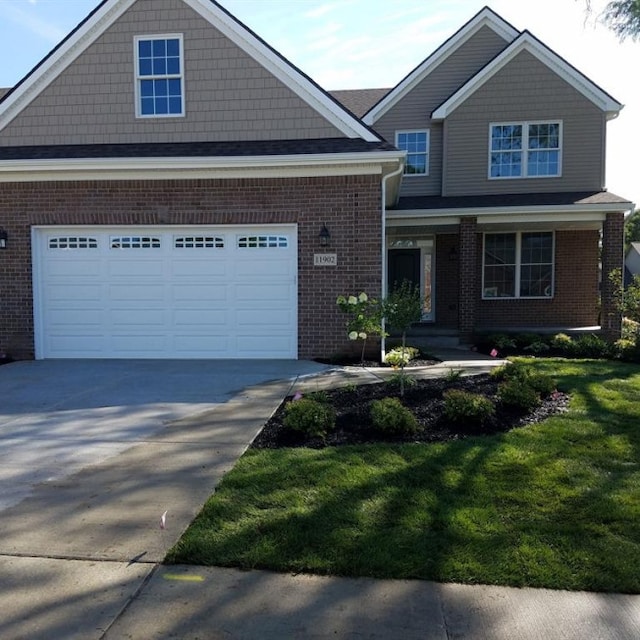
[488,120,562,180]
[134,33,185,119]
[396,129,430,177]
[482,231,555,300]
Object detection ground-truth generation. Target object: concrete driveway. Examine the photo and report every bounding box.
[0,359,327,513]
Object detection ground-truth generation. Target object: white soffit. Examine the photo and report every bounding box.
[432,31,623,121]
[0,0,379,142]
[362,7,519,126]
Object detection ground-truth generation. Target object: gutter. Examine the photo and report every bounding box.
[380,163,404,362]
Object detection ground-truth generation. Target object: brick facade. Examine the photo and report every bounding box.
[0,175,382,360]
[458,217,478,341]
[432,228,601,333]
[600,211,624,339]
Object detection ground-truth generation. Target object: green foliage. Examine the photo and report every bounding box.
[497,378,541,411]
[385,372,417,390]
[622,317,640,341]
[487,333,516,350]
[614,338,640,362]
[624,208,640,253]
[491,362,555,397]
[514,333,543,349]
[601,0,640,41]
[384,346,419,367]
[336,292,385,364]
[445,368,463,382]
[524,341,550,355]
[550,332,574,350]
[370,397,418,435]
[443,389,495,425]
[572,334,614,359]
[283,398,336,439]
[383,280,423,334]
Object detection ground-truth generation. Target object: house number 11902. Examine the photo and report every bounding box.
[313,253,338,266]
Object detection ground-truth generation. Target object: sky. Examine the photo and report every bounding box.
[0,0,637,207]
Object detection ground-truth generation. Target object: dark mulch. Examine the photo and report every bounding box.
[251,373,570,450]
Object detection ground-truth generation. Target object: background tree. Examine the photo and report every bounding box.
[586,0,640,40]
[624,209,640,255]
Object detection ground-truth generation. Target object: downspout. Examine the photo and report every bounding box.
[380,162,404,362]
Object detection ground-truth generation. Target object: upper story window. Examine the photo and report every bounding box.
[489,122,561,179]
[396,130,429,176]
[135,35,184,118]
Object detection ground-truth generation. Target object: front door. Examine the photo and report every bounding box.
[388,242,434,321]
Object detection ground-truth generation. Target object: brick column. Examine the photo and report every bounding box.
[601,211,624,340]
[458,217,478,343]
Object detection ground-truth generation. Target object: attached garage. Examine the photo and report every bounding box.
[32,225,298,359]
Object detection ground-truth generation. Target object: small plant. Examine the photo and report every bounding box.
[443,389,495,425]
[307,390,329,403]
[550,332,574,351]
[384,346,419,368]
[514,333,543,350]
[491,361,555,397]
[572,334,613,359]
[524,341,550,355]
[283,398,336,439]
[487,333,517,350]
[497,378,541,411]
[370,397,418,435]
[386,371,417,390]
[445,368,463,382]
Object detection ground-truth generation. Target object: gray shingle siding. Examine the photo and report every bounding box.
[443,50,605,196]
[371,25,511,197]
[0,0,344,146]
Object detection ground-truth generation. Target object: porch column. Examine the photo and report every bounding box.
[458,216,478,343]
[601,211,624,340]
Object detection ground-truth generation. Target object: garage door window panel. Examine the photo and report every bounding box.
[174,236,225,249]
[238,235,288,248]
[49,237,98,249]
[111,236,161,249]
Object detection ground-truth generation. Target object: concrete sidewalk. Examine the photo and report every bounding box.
[0,354,638,640]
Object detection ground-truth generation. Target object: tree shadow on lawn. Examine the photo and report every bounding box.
[169,359,640,593]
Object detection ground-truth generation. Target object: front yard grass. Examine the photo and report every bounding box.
[166,358,640,593]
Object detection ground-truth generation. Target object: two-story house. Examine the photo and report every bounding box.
[0,0,632,360]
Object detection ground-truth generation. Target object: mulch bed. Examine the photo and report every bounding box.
[251,373,570,449]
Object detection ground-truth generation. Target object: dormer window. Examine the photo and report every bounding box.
[489,121,561,178]
[134,35,184,117]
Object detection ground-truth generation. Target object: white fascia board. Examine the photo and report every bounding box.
[184,0,379,142]
[0,151,404,182]
[432,32,623,120]
[386,207,626,225]
[0,0,137,132]
[363,8,518,126]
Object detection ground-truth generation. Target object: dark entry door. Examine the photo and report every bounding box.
[388,248,420,293]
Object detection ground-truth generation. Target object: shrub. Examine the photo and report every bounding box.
[514,333,543,350]
[443,389,495,425]
[524,341,550,355]
[497,379,541,411]
[614,338,640,362]
[621,317,640,342]
[370,397,418,435]
[385,346,419,368]
[487,333,517,350]
[283,398,336,439]
[385,372,417,390]
[491,362,555,397]
[490,361,527,382]
[571,334,613,359]
[550,332,574,351]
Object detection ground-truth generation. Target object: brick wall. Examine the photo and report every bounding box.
[0,175,382,359]
[477,229,600,329]
[600,212,624,339]
[458,217,478,341]
[435,233,459,327]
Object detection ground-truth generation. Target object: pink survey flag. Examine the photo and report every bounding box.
[490,349,498,358]
[160,510,168,530]
[293,391,303,401]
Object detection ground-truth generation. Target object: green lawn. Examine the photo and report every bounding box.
[166,359,640,593]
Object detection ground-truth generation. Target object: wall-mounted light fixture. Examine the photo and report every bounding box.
[449,246,458,261]
[0,228,7,250]
[319,223,331,248]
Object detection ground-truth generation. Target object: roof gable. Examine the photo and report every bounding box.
[432,30,623,121]
[362,6,518,126]
[0,0,379,142]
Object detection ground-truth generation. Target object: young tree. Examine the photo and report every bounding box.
[586,0,640,40]
[383,280,423,395]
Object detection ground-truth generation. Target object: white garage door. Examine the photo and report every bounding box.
[32,226,298,359]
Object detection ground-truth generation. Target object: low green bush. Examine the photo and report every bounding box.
[491,362,555,396]
[486,333,516,350]
[523,341,550,355]
[571,334,613,359]
[550,332,574,350]
[443,389,495,425]
[370,397,418,435]
[514,333,543,349]
[497,378,541,411]
[384,346,420,368]
[283,398,336,439]
[614,338,640,362]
